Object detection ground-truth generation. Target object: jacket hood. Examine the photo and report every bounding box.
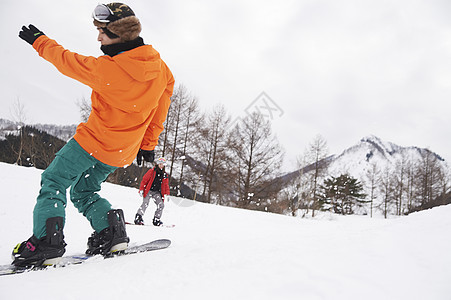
[114,45,162,82]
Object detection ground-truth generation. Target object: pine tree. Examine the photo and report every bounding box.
[320,174,367,215]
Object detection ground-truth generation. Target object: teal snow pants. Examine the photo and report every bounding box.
[33,139,117,239]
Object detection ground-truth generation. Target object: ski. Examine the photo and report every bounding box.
[125,221,175,228]
[0,239,171,276]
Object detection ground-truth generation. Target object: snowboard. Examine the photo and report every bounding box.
[125,221,175,228]
[0,239,171,276]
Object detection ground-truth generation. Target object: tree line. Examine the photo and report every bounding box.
[155,85,285,209]
[3,89,450,218]
[0,125,66,169]
[78,85,286,208]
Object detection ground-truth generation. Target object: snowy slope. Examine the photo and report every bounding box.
[0,162,450,300]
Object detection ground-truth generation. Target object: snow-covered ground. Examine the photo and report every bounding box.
[0,162,450,300]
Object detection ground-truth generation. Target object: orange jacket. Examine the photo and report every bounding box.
[32,36,174,167]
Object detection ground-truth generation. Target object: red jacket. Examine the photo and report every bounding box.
[139,167,170,199]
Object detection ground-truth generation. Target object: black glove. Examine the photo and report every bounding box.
[137,149,155,166]
[19,24,45,45]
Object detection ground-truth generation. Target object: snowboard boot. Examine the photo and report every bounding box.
[12,216,66,267]
[86,209,129,256]
[134,213,144,225]
[152,217,163,227]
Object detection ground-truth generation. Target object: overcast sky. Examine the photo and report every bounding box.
[1,0,450,171]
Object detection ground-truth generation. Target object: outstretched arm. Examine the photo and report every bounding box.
[20,25,100,90]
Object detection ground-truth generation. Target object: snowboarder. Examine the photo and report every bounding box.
[13,3,174,267]
[135,157,170,226]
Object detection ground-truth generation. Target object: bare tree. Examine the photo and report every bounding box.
[165,85,187,181]
[364,162,380,217]
[415,150,444,207]
[10,98,27,166]
[76,97,91,122]
[178,96,202,192]
[438,164,451,202]
[197,105,231,203]
[229,112,284,208]
[404,158,419,212]
[379,165,396,218]
[393,156,409,215]
[289,154,312,217]
[160,100,173,157]
[304,135,330,217]
[158,84,204,194]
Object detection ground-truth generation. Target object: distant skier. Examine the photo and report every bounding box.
[135,157,170,226]
[13,3,174,267]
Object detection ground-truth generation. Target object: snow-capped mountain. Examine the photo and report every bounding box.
[278,135,449,216]
[327,134,446,179]
[280,135,447,186]
[0,118,19,140]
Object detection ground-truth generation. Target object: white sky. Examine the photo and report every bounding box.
[1,0,451,170]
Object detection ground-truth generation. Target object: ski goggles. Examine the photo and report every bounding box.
[92,4,117,23]
[155,158,167,166]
